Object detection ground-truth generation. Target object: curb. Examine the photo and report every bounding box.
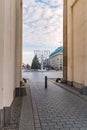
[29,81,42,130]
[49,79,87,102]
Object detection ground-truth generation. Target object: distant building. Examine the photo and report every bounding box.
[49,46,63,70]
[43,58,50,69]
[22,63,31,70]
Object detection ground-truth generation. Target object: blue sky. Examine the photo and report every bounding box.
[23,0,63,65]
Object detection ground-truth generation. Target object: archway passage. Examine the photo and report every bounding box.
[0,0,87,128]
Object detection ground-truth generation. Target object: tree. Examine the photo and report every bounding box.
[31,55,41,69]
[26,64,30,70]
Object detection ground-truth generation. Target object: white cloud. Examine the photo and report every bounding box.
[23,0,63,64]
[23,51,34,65]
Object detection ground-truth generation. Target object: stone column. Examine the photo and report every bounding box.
[67,1,73,85]
[20,0,23,80]
[15,0,22,88]
[63,0,67,82]
[3,0,17,125]
[0,0,4,127]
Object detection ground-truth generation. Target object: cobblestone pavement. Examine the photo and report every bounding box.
[19,86,34,130]
[4,97,22,130]
[30,80,87,130]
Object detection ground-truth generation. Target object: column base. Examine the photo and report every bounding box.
[15,87,26,97]
[0,107,11,128]
[67,81,87,95]
[67,81,73,86]
[0,109,4,128]
[4,107,11,127]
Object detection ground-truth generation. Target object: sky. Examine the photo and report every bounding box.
[23,0,63,65]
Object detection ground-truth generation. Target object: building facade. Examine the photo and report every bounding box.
[43,59,50,69]
[63,0,87,88]
[49,46,63,70]
[0,0,22,127]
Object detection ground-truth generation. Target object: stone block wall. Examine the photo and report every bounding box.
[0,0,22,127]
[64,0,87,88]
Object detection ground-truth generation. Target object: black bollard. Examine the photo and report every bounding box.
[45,76,47,88]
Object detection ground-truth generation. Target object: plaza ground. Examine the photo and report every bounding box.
[5,71,87,130]
[19,71,87,130]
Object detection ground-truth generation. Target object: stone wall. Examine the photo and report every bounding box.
[15,0,22,88]
[0,0,4,110]
[64,0,87,88]
[0,0,22,127]
[3,0,16,107]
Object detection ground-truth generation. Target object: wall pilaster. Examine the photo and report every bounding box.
[63,0,67,81]
[15,0,22,88]
[0,0,4,127]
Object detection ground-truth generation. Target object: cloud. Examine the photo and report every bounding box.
[23,51,34,65]
[23,0,63,64]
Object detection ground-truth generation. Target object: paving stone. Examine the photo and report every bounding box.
[70,128,80,130]
[4,97,22,130]
[60,128,70,130]
[19,87,35,130]
[80,128,87,130]
[35,128,42,130]
[29,80,87,130]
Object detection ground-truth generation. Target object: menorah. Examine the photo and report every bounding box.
[34,50,50,70]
